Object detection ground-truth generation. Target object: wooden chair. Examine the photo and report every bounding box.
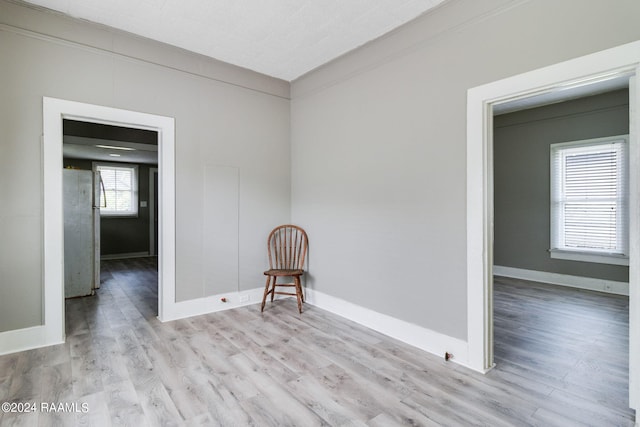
[261,225,309,313]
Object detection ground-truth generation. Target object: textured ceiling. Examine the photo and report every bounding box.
[22,0,446,81]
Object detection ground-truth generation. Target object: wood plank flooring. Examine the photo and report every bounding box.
[0,259,635,426]
[492,276,634,426]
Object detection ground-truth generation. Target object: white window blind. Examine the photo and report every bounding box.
[96,163,138,216]
[550,136,628,262]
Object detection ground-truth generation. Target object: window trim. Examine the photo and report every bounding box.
[549,248,629,266]
[549,135,629,265]
[93,162,139,217]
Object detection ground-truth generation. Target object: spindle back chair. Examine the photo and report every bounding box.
[260,225,308,313]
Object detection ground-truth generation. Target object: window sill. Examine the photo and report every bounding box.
[549,249,629,266]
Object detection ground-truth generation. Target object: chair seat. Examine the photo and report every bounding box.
[264,269,304,276]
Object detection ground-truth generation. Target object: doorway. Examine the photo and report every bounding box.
[491,88,632,417]
[62,120,159,316]
[43,97,176,346]
[466,41,640,412]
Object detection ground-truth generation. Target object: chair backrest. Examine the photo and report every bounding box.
[267,225,308,270]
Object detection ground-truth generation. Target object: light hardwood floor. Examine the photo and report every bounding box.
[0,259,635,426]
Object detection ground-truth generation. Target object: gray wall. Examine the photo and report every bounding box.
[290,0,640,341]
[494,90,629,282]
[63,158,156,257]
[0,0,290,332]
[3,0,640,342]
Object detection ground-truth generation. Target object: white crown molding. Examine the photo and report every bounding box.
[0,19,289,99]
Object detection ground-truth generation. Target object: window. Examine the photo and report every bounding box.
[550,135,628,265]
[95,163,138,216]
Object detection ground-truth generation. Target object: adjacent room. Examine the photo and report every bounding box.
[62,119,160,332]
[1,0,639,425]
[493,85,632,421]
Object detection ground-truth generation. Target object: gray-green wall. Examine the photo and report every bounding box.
[494,90,629,282]
[0,0,290,333]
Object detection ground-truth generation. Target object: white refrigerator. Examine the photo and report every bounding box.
[63,169,101,298]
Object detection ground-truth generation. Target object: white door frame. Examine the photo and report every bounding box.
[467,40,640,412]
[43,97,177,347]
[149,167,158,256]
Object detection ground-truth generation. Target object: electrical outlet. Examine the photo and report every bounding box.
[239,295,250,303]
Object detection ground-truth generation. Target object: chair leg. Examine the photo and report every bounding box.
[261,276,271,312]
[270,276,276,302]
[294,276,303,314]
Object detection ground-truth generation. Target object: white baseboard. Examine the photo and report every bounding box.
[0,287,276,355]
[101,252,151,260]
[1,286,470,373]
[159,286,289,322]
[493,265,629,296]
[304,288,470,369]
[0,325,64,356]
[161,286,471,369]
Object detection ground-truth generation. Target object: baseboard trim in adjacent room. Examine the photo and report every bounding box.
[101,252,151,260]
[304,288,470,369]
[493,265,629,296]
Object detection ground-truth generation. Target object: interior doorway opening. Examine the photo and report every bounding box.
[466,41,640,414]
[43,97,176,348]
[485,72,635,370]
[62,120,160,323]
[491,86,632,418]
